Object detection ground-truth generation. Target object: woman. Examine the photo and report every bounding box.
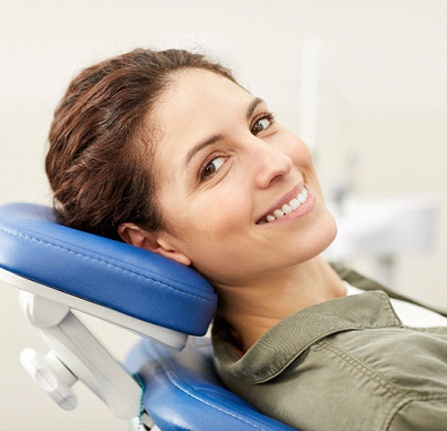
[46,48,447,430]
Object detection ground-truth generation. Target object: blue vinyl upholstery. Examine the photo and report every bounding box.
[126,337,298,431]
[0,203,217,335]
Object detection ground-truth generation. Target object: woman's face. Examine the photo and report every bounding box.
[148,69,337,287]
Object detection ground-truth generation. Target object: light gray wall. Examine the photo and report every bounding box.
[1,1,446,429]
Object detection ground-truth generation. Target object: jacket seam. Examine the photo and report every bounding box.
[320,339,447,429]
[320,339,416,431]
[385,394,447,431]
[318,339,410,401]
[382,398,413,431]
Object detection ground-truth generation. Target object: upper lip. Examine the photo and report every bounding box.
[256,182,305,224]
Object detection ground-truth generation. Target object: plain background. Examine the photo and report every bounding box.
[1,1,446,429]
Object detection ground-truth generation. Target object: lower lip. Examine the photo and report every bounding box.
[261,189,316,225]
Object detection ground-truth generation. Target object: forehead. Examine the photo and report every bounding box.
[150,68,252,157]
[155,68,250,122]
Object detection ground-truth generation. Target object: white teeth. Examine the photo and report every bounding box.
[282,204,293,214]
[262,187,309,223]
[273,209,284,218]
[289,198,300,210]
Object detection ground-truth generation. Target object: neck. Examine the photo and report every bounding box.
[213,257,346,353]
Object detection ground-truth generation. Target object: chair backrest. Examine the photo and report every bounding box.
[126,336,298,431]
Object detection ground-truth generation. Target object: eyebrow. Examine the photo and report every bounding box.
[185,97,265,166]
[246,97,264,121]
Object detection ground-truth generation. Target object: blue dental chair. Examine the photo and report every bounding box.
[0,203,297,431]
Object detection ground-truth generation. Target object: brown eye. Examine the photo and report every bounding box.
[200,156,226,180]
[251,114,275,135]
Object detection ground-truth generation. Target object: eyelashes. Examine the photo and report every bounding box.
[200,154,227,180]
[251,112,276,135]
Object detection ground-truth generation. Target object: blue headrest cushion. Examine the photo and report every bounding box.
[0,203,217,335]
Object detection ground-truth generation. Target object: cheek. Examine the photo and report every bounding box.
[274,130,314,169]
[289,136,314,166]
[161,185,249,246]
[195,191,249,236]
[290,137,322,186]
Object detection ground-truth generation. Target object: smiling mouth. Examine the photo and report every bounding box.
[256,187,309,225]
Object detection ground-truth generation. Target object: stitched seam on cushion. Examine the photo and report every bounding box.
[0,226,213,303]
[163,379,268,430]
[154,346,282,431]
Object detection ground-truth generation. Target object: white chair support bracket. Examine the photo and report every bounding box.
[19,291,146,421]
[20,347,78,410]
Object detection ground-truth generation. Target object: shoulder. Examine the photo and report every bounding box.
[212,297,447,430]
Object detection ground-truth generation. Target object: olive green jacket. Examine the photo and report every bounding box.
[212,264,447,431]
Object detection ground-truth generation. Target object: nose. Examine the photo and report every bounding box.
[251,138,293,189]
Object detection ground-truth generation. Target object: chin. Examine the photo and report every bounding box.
[326,215,338,246]
[308,212,338,259]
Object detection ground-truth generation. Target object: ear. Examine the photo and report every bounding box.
[117,222,192,267]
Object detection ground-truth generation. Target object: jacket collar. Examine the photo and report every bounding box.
[213,291,402,383]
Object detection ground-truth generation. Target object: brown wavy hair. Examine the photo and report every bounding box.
[46,48,236,240]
